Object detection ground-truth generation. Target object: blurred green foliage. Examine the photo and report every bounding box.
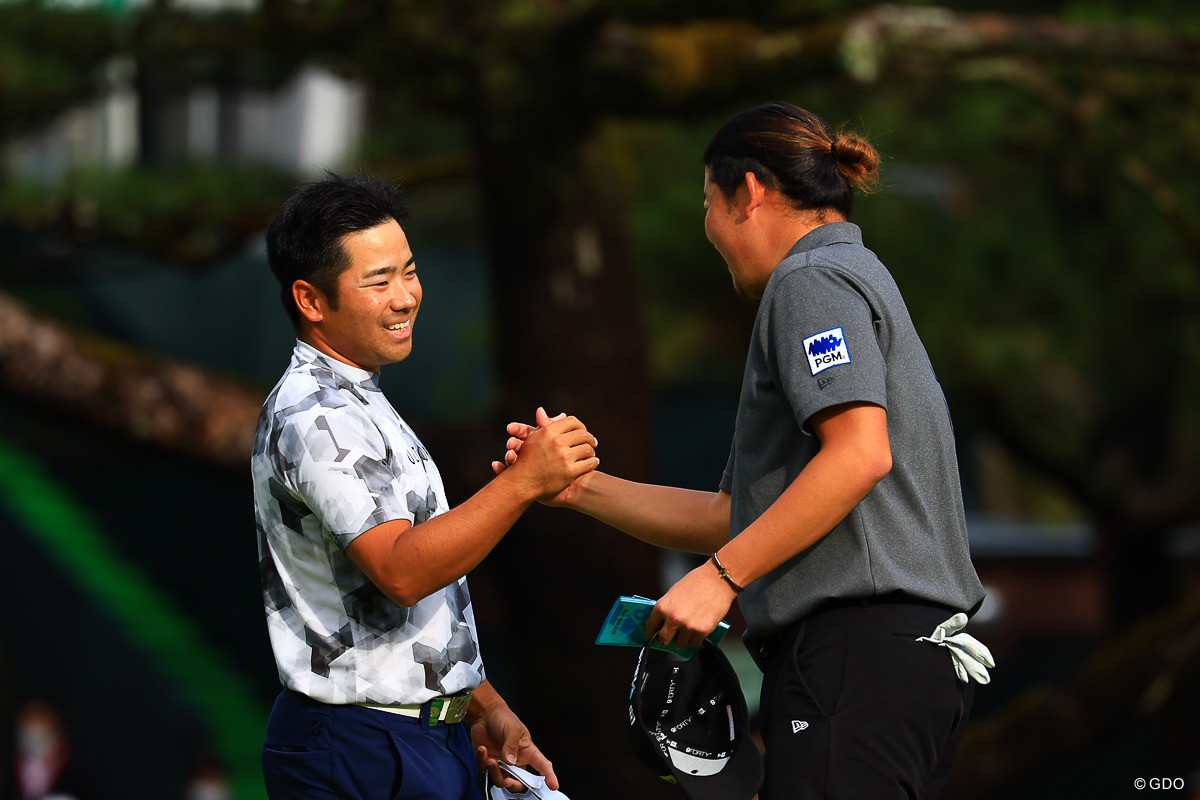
[0,164,296,264]
[0,2,120,136]
[2,0,1197,529]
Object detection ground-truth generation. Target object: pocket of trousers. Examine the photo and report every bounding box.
[785,618,848,719]
[262,745,335,795]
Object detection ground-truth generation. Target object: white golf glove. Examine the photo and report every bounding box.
[486,763,572,800]
[916,612,995,685]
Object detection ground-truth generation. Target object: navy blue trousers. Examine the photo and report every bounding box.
[757,595,975,800]
[262,690,482,800]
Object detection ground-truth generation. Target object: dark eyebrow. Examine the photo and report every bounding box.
[361,265,396,281]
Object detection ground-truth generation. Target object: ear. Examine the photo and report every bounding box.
[292,280,325,324]
[743,171,769,215]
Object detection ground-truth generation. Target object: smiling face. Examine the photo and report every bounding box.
[296,219,422,372]
[703,169,761,300]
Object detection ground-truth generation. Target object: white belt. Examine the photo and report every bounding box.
[356,693,473,724]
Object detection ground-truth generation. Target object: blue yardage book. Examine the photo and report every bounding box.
[595,595,731,659]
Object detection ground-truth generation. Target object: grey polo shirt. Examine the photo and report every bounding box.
[720,222,984,639]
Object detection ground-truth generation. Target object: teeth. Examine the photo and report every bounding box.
[387,321,410,331]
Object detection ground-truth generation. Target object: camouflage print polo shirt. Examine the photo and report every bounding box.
[252,341,484,705]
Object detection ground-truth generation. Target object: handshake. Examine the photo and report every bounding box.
[490,407,598,504]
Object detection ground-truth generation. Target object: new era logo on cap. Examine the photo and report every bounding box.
[628,640,763,800]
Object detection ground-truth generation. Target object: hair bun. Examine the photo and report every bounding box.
[831,133,881,192]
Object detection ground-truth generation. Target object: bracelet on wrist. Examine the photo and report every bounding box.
[710,552,745,594]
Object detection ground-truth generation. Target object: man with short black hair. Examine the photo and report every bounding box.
[253,173,597,799]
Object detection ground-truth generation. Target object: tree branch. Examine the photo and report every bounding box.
[0,290,263,472]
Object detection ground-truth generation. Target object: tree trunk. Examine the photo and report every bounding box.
[467,117,667,793]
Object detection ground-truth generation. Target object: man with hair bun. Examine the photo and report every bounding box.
[500,102,989,798]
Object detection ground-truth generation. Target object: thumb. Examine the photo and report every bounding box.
[535,406,552,428]
[500,728,523,766]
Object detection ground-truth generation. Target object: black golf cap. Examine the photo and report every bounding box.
[628,639,763,800]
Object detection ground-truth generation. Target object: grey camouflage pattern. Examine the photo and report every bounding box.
[252,341,484,705]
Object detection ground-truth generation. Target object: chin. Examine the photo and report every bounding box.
[389,344,415,364]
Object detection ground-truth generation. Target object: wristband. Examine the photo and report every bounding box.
[710,552,745,594]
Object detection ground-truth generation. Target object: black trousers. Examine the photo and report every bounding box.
[757,595,975,800]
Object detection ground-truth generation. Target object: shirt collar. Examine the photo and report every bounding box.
[787,221,863,257]
[293,340,381,390]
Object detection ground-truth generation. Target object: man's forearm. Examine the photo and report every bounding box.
[570,471,730,554]
[714,403,891,588]
[347,468,540,606]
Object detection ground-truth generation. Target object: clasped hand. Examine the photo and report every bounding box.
[491,407,598,501]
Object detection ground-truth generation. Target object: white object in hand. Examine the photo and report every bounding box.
[486,762,572,800]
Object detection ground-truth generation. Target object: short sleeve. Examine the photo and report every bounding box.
[719,442,735,494]
[274,403,416,550]
[761,266,888,431]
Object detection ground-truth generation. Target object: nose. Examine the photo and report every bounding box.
[389,282,418,311]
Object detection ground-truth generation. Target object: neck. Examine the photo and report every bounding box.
[770,210,842,263]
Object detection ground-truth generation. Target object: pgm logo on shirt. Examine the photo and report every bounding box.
[804,327,850,376]
[791,720,809,733]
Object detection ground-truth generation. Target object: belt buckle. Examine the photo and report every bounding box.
[428,693,472,725]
